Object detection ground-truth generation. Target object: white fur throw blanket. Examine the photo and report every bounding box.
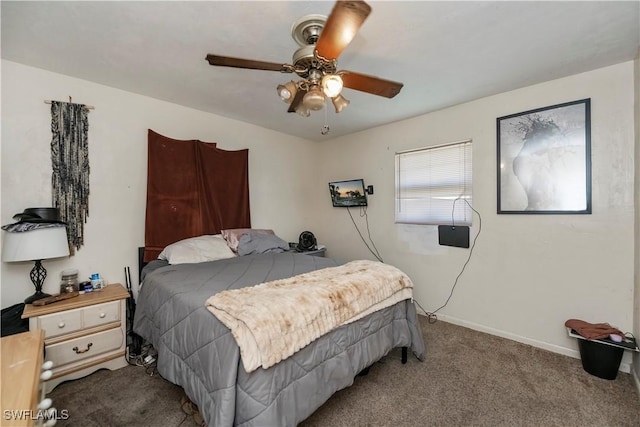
[205,260,414,373]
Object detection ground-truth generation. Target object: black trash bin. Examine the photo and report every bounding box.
[1,303,29,337]
[577,339,624,380]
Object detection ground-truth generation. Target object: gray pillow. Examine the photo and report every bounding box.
[237,232,289,256]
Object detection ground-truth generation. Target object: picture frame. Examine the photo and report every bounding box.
[497,98,591,214]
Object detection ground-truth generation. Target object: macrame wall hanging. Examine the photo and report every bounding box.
[49,98,93,255]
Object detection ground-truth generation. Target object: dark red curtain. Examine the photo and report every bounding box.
[144,129,250,261]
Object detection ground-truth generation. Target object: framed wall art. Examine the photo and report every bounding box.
[497,98,591,214]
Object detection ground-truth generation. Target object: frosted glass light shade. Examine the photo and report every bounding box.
[2,226,70,262]
[295,104,311,117]
[302,86,326,111]
[276,81,297,103]
[332,94,350,113]
[321,75,343,98]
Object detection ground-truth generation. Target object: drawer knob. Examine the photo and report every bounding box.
[42,409,57,427]
[38,398,53,410]
[58,322,65,328]
[99,312,106,318]
[72,343,93,354]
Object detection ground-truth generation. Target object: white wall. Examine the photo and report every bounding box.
[313,62,637,371]
[0,60,320,306]
[633,51,640,386]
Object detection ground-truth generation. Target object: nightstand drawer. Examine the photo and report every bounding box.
[46,327,124,366]
[83,301,120,328]
[36,300,121,339]
[39,310,83,338]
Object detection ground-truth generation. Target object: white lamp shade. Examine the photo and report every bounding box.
[2,227,70,262]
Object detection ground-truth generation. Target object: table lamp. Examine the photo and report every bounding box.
[2,226,70,303]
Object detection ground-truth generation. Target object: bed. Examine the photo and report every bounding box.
[133,246,425,426]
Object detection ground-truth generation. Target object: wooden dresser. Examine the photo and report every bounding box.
[21,284,129,393]
[1,330,45,427]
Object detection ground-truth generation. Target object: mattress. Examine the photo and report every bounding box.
[133,252,425,426]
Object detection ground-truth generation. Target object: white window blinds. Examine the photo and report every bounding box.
[395,140,472,225]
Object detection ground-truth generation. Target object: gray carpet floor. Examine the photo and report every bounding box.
[49,317,640,426]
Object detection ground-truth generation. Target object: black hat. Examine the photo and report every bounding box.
[12,207,65,224]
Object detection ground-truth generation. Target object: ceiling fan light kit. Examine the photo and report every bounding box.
[295,104,311,118]
[205,0,403,120]
[277,81,298,103]
[302,85,327,111]
[321,75,343,98]
[332,94,350,113]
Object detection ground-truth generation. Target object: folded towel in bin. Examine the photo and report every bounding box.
[565,318,624,340]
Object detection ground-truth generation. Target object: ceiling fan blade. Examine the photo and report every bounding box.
[288,89,306,113]
[205,54,292,72]
[315,0,372,61]
[340,71,403,98]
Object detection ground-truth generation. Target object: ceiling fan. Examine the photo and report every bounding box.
[205,0,403,117]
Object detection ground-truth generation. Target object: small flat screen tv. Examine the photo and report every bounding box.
[328,179,368,207]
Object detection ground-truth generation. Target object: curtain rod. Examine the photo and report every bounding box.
[44,97,95,110]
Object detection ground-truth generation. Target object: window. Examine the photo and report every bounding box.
[395,140,472,225]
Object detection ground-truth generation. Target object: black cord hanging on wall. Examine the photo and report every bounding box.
[49,98,92,254]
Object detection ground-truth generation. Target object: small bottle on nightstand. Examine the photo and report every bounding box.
[90,273,105,291]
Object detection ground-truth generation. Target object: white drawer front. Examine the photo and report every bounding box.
[39,310,82,339]
[46,327,124,366]
[82,301,120,328]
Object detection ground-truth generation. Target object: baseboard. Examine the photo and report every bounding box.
[633,364,640,397]
[432,314,633,374]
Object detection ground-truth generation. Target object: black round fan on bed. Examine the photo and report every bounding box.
[297,231,317,251]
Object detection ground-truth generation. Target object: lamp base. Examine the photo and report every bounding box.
[25,259,50,304]
[24,291,51,304]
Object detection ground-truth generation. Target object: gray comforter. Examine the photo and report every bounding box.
[133,252,425,427]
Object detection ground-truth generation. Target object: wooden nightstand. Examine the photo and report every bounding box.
[289,245,327,257]
[299,247,326,257]
[21,284,129,392]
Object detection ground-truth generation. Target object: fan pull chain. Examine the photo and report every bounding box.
[321,99,330,135]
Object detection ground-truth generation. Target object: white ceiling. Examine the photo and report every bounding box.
[2,1,639,142]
